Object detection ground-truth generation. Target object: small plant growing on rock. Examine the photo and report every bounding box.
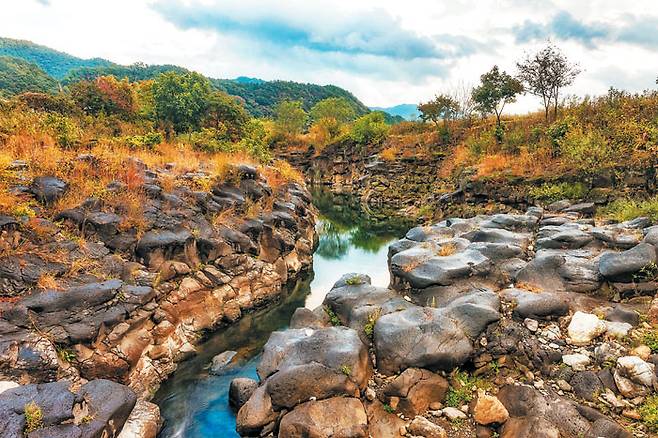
[382,403,395,414]
[639,395,658,433]
[24,401,43,433]
[634,263,658,283]
[438,242,457,257]
[364,308,382,340]
[446,370,489,407]
[324,306,341,326]
[643,330,658,354]
[57,346,76,363]
[345,275,363,286]
[340,365,351,376]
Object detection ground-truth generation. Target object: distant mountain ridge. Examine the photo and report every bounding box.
[0,36,369,118]
[370,103,419,121]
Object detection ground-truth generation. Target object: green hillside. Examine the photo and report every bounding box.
[0,37,370,118]
[0,37,113,79]
[212,79,370,117]
[0,56,58,96]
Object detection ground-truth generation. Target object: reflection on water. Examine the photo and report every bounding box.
[154,189,411,438]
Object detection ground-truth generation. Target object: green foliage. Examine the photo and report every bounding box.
[345,274,364,285]
[188,128,233,153]
[418,94,459,127]
[274,99,307,136]
[529,182,587,202]
[44,113,81,148]
[205,91,250,141]
[598,196,658,222]
[445,371,488,407]
[238,119,272,162]
[643,329,658,354]
[64,62,188,84]
[24,401,43,433]
[639,395,658,433]
[57,347,76,363]
[350,112,390,146]
[545,118,572,155]
[0,56,58,95]
[559,128,615,171]
[310,97,357,124]
[340,364,352,376]
[152,71,212,134]
[364,308,382,340]
[382,403,395,413]
[635,263,658,283]
[472,65,523,127]
[125,131,163,150]
[214,79,369,118]
[324,306,342,326]
[0,37,112,80]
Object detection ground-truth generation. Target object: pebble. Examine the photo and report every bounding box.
[429,402,442,410]
[524,318,539,332]
[631,345,651,361]
[562,353,591,371]
[442,407,468,420]
[365,387,376,401]
[556,379,572,392]
[623,409,642,420]
[533,380,544,389]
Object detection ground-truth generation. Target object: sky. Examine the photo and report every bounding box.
[3,0,658,111]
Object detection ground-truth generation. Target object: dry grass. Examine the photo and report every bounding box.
[37,273,61,291]
[437,242,457,256]
[380,146,398,161]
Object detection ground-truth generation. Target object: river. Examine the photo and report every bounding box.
[153,190,411,438]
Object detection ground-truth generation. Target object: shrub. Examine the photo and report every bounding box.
[640,395,658,433]
[545,118,571,155]
[529,182,587,202]
[325,306,342,326]
[364,308,382,339]
[350,112,389,146]
[559,128,615,171]
[44,113,81,148]
[379,146,398,161]
[126,131,163,150]
[24,402,43,433]
[598,196,658,222]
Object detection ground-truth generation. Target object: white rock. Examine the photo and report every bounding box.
[442,406,467,420]
[0,380,19,395]
[604,321,633,338]
[568,311,606,345]
[614,356,656,398]
[524,318,539,332]
[562,353,591,371]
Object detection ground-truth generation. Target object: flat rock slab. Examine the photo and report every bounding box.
[278,397,368,438]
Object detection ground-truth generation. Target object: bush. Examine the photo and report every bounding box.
[545,118,571,155]
[640,395,658,433]
[238,119,271,163]
[350,112,389,146]
[559,128,615,171]
[529,182,587,202]
[44,113,81,148]
[125,131,162,150]
[598,196,658,222]
[187,128,233,153]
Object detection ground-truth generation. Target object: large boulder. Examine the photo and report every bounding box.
[30,176,68,205]
[374,289,500,374]
[501,288,569,320]
[599,243,657,282]
[380,368,448,417]
[277,397,368,438]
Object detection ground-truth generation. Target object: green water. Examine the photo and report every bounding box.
[153,189,411,438]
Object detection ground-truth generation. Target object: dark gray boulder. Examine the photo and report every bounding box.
[229,378,258,410]
[501,288,569,320]
[30,176,68,205]
[599,243,657,282]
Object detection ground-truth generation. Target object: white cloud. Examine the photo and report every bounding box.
[3,0,657,110]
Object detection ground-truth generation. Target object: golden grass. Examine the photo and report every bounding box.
[37,273,61,291]
[380,146,398,161]
[437,242,457,256]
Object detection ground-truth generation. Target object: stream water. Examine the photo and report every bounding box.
[153,190,412,438]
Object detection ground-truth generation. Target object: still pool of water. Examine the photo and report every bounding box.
[153,191,411,438]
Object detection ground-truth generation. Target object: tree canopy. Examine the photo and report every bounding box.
[418,94,460,127]
[0,56,59,96]
[517,43,580,121]
[274,99,307,136]
[472,66,523,127]
[151,71,212,134]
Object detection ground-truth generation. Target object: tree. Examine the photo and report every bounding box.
[151,71,212,134]
[310,97,356,124]
[204,91,250,141]
[69,75,136,117]
[472,66,523,130]
[417,94,460,128]
[517,43,580,121]
[350,112,389,146]
[274,99,307,136]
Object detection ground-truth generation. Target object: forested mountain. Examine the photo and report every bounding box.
[0,56,59,96]
[212,79,369,117]
[0,37,370,117]
[0,37,113,79]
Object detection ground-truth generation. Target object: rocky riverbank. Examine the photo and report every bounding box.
[233,202,658,437]
[0,158,316,437]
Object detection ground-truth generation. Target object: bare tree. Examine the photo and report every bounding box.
[517,42,581,121]
[449,81,477,122]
